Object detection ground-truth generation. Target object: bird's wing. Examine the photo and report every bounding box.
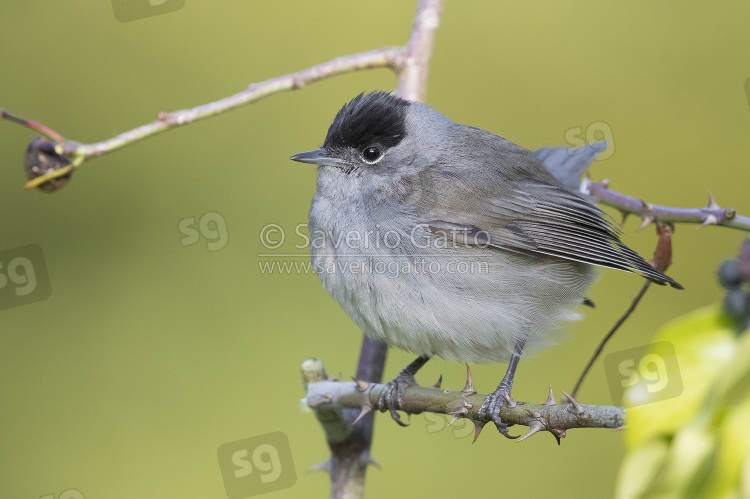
[402,154,682,289]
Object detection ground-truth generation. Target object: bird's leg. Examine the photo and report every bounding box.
[377,355,430,426]
[478,339,526,439]
[495,345,523,397]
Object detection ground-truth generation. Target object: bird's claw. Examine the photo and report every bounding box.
[478,383,519,439]
[377,371,419,426]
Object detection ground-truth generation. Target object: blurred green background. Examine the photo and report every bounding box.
[1,1,749,497]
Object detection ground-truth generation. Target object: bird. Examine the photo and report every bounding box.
[291,91,682,434]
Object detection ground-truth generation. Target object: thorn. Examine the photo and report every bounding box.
[638,216,654,232]
[449,406,469,416]
[525,409,542,419]
[472,420,486,444]
[613,425,627,431]
[561,391,587,415]
[432,375,443,389]
[620,211,629,225]
[517,421,544,442]
[307,459,331,474]
[352,377,370,392]
[639,199,653,212]
[462,363,477,395]
[601,178,610,188]
[700,214,719,227]
[706,189,721,210]
[361,456,381,470]
[445,413,462,428]
[544,385,556,405]
[550,428,566,445]
[502,390,517,408]
[157,112,169,121]
[351,404,373,425]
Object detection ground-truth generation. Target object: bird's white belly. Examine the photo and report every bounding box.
[311,227,589,363]
[309,172,593,364]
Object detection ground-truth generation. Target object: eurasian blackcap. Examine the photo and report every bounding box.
[291,91,681,433]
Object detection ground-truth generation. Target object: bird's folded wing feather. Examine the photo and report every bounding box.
[405,166,682,289]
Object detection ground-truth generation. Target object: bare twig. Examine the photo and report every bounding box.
[571,223,676,398]
[3,46,407,190]
[397,0,442,102]
[1,1,445,195]
[0,109,65,143]
[69,47,406,160]
[571,281,651,399]
[585,179,750,232]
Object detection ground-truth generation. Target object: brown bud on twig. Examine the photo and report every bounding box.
[649,222,675,273]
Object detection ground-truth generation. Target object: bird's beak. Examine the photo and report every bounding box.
[290,148,343,167]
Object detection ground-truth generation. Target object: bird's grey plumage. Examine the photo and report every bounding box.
[535,141,609,192]
[298,91,681,365]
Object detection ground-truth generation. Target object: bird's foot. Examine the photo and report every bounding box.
[377,368,421,427]
[477,382,519,440]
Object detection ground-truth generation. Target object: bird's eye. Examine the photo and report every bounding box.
[361,146,382,163]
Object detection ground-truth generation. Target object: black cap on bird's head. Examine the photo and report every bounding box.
[291,91,410,168]
[323,91,409,150]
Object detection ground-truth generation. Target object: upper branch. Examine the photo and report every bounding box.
[2,1,445,193]
[2,47,407,190]
[586,179,750,232]
[398,0,443,102]
[70,47,406,160]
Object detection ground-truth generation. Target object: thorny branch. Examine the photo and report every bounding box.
[304,362,624,447]
[585,179,750,233]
